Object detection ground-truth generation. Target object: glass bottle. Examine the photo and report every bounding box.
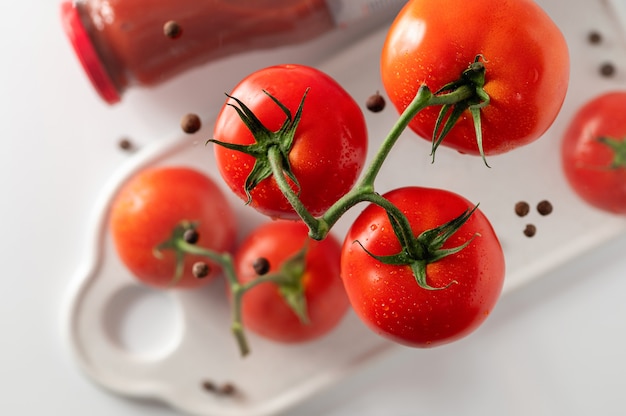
[60,0,407,104]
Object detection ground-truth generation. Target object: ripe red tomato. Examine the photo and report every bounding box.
[381,0,569,156]
[212,64,368,220]
[341,187,505,347]
[561,91,626,214]
[109,166,236,288]
[234,220,349,343]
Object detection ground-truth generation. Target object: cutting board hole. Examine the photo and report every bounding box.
[103,285,183,360]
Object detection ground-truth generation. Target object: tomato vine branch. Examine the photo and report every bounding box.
[156,221,311,357]
[202,57,493,350]
[211,56,490,244]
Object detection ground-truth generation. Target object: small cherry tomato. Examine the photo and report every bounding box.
[341,187,505,347]
[381,0,569,156]
[109,166,236,288]
[234,220,349,343]
[561,91,626,214]
[212,64,368,219]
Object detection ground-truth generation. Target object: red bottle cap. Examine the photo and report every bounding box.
[60,2,121,105]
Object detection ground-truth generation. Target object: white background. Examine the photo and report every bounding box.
[2,1,626,415]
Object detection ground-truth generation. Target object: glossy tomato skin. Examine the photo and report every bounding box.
[234,220,349,343]
[381,0,569,155]
[213,64,368,219]
[561,92,626,214]
[110,166,236,288]
[341,187,505,347]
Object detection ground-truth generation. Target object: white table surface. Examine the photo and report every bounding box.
[2,1,626,416]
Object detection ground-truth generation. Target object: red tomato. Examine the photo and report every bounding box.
[212,64,368,220]
[341,187,505,347]
[561,91,626,214]
[110,166,236,288]
[234,220,349,343]
[381,0,569,156]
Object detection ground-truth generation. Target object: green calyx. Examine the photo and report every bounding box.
[597,136,626,169]
[229,241,311,357]
[356,205,480,290]
[241,242,311,325]
[431,55,491,166]
[275,243,310,325]
[208,89,309,203]
[152,220,312,354]
[154,220,200,286]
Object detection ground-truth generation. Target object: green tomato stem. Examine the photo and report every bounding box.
[267,146,327,237]
[320,85,462,234]
[177,238,309,357]
[358,192,424,259]
[359,84,434,188]
[177,241,251,357]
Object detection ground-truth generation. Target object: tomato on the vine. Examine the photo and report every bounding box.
[381,0,569,156]
[340,187,505,347]
[561,91,626,214]
[233,220,349,343]
[109,166,236,288]
[212,64,368,220]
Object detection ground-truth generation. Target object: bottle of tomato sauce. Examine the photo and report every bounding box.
[61,0,407,105]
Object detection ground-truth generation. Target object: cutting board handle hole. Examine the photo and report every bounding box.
[102,284,183,360]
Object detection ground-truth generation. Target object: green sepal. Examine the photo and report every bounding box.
[276,242,310,325]
[410,260,457,291]
[417,205,479,261]
[385,209,416,254]
[430,55,491,165]
[153,221,199,286]
[244,159,274,203]
[353,240,413,266]
[470,106,489,167]
[597,136,626,169]
[355,204,480,290]
[431,101,470,161]
[208,89,309,204]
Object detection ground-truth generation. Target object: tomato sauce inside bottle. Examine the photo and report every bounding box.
[61,0,408,104]
[61,0,335,104]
